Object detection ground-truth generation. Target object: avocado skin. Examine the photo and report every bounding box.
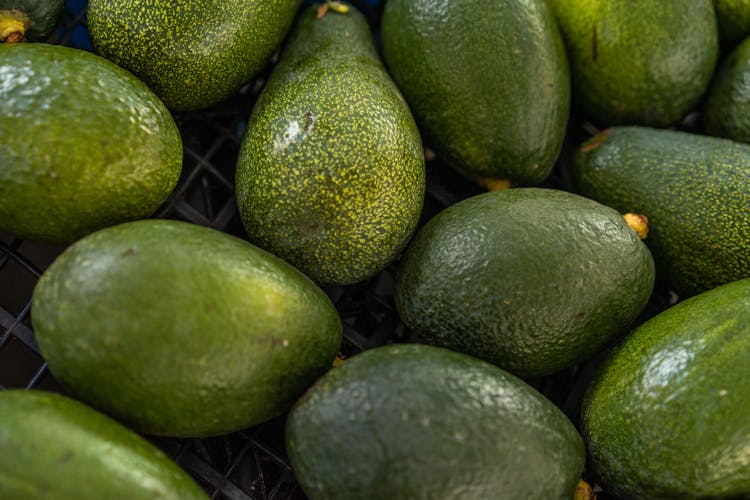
[581,278,750,500]
[704,36,750,143]
[0,0,65,41]
[380,0,569,184]
[714,0,750,45]
[574,126,750,298]
[0,43,181,244]
[235,6,425,286]
[547,0,718,126]
[87,0,302,111]
[32,219,342,437]
[394,188,654,379]
[286,344,585,500]
[0,390,207,499]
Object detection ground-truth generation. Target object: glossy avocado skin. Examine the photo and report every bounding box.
[714,0,750,45]
[32,219,342,437]
[582,278,750,500]
[704,37,750,143]
[0,0,65,41]
[286,344,585,500]
[547,0,718,126]
[574,126,750,298]
[235,6,425,286]
[87,0,302,111]
[0,390,207,499]
[0,43,181,244]
[381,0,569,185]
[394,188,654,379]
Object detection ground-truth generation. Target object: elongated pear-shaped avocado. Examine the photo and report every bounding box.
[0,0,65,42]
[0,390,207,499]
[87,0,302,111]
[235,5,426,286]
[32,219,342,437]
[0,43,182,244]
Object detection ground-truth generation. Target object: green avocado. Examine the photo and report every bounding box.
[713,0,750,45]
[0,0,64,42]
[381,0,569,185]
[573,126,750,297]
[0,43,182,244]
[547,0,718,126]
[704,36,750,143]
[0,390,207,499]
[235,5,425,286]
[581,278,750,500]
[286,344,585,500]
[394,188,654,379]
[32,219,342,437]
[87,0,302,111]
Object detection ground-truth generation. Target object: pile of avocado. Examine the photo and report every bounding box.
[1,0,749,498]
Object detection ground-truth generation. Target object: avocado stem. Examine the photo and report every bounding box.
[317,1,350,18]
[624,213,649,239]
[573,479,596,500]
[478,177,516,192]
[0,17,26,43]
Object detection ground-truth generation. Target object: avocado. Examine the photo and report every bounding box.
[87,0,302,111]
[581,278,750,500]
[394,188,654,379]
[573,126,750,297]
[32,219,342,437]
[0,43,182,244]
[0,390,206,499]
[235,5,425,286]
[0,0,64,42]
[286,344,585,500]
[704,36,750,143]
[714,0,750,45]
[546,0,718,126]
[381,0,569,185]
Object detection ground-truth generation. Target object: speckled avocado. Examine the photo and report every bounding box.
[286,344,585,500]
[0,390,207,499]
[574,126,750,297]
[547,0,718,126]
[394,188,654,379]
[0,43,181,244]
[0,0,64,42]
[87,0,302,111]
[714,0,750,45]
[582,278,750,499]
[381,0,569,185]
[704,36,750,143]
[32,219,342,437]
[235,5,425,286]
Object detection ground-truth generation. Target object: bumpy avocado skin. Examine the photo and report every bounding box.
[547,0,718,126]
[235,6,425,286]
[32,219,342,437]
[287,344,585,500]
[0,43,182,244]
[87,0,302,111]
[714,0,750,45]
[582,278,750,500]
[381,0,569,184]
[394,188,654,379]
[0,390,207,499]
[574,126,750,298]
[704,36,750,143]
[0,0,65,41]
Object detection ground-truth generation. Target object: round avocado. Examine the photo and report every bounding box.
[0,0,65,42]
[286,344,585,500]
[714,0,750,45]
[704,36,750,143]
[32,219,342,437]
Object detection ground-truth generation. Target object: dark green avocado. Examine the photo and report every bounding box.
[286,344,585,500]
[0,0,65,42]
[235,5,425,286]
[87,0,302,110]
[32,219,342,437]
[714,0,750,45]
[704,36,750,143]
[0,43,182,244]
[0,390,207,499]
[394,188,654,379]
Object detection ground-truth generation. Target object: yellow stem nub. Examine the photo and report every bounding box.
[478,177,516,192]
[0,17,26,43]
[573,479,596,500]
[624,213,649,239]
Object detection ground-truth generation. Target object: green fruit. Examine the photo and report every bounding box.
[87,0,302,111]
[547,0,718,126]
[394,188,654,379]
[704,36,750,143]
[0,0,64,42]
[32,219,342,437]
[714,0,750,45]
[574,126,750,298]
[581,278,750,500]
[0,390,206,499]
[235,6,425,286]
[381,0,569,185]
[286,344,585,500]
[0,43,181,244]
